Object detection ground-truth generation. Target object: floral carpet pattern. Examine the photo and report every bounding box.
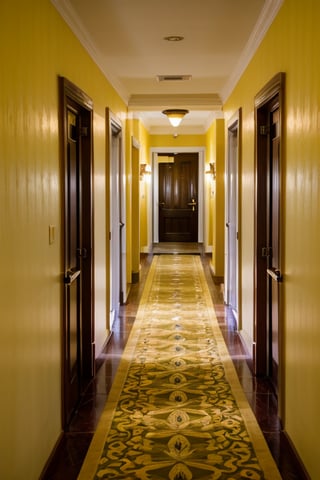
[79,255,281,479]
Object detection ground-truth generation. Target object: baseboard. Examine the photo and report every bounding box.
[95,331,113,370]
[120,283,131,305]
[212,275,224,285]
[141,245,151,253]
[234,334,310,478]
[132,271,140,284]
[39,432,64,480]
[238,330,254,371]
[281,431,311,480]
[207,258,224,285]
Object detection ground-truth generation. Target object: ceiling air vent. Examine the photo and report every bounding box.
[157,75,192,82]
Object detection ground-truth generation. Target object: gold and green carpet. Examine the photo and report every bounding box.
[79,255,281,479]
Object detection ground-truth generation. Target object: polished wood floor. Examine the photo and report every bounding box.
[42,253,307,480]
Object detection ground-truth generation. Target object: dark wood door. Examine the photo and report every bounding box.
[64,105,82,423]
[159,153,198,242]
[254,73,284,408]
[267,107,281,390]
[60,78,94,428]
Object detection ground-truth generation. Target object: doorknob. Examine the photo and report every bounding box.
[267,268,282,282]
[64,269,81,285]
[159,202,166,207]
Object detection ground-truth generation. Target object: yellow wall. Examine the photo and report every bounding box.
[139,123,151,252]
[150,134,206,149]
[0,1,127,478]
[223,1,320,477]
[205,124,215,247]
[125,118,138,285]
[206,120,225,276]
[125,118,151,267]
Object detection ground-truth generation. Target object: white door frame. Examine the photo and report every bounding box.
[151,147,205,245]
[225,109,241,326]
[107,110,126,327]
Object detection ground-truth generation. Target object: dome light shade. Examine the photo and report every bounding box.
[162,109,189,127]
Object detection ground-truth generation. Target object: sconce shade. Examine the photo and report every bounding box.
[205,162,216,179]
[140,163,151,179]
[162,109,189,127]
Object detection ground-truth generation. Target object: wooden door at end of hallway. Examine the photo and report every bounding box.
[159,153,198,242]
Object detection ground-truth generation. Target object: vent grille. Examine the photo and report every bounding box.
[157,75,192,82]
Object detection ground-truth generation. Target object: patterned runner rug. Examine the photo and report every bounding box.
[79,255,281,479]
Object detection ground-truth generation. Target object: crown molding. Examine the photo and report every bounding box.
[221,0,284,102]
[128,93,222,111]
[51,0,130,104]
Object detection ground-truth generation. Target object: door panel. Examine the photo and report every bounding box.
[64,106,81,424]
[254,73,284,416]
[107,111,124,327]
[60,77,94,429]
[226,116,239,322]
[110,130,121,325]
[159,153,198,242]
[267,109,281,389]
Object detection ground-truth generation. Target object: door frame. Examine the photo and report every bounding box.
[131,136,141,282]
[254,72,285,415]
[59,77,95,428]
[225,109,241,327]
[151,147,205,246]
[106,109,126,326]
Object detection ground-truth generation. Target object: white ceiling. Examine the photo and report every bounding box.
[52,0,283,134]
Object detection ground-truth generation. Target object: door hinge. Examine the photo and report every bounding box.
[262,246,272,257]
[79,126,89,137]
[259,125,270,136]
[76,247,88,259]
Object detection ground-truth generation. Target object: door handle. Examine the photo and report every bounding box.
[119,221,125,228]
[159,202,166,207]
[64,269,81,285]
[187,198,197,211]
[267,268,282,282]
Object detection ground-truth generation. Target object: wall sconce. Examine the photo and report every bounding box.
[162,109,189,127]
[140,163,151,180]
[205,162,216,179]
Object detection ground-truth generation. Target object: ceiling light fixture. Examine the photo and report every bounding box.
[162,109,189,127]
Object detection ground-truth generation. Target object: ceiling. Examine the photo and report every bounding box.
[52,0,282,134]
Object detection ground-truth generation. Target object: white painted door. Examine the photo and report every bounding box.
[109,118,123,327]
[226,116,239,323]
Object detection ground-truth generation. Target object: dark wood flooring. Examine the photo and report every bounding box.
[41,253,308,480]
